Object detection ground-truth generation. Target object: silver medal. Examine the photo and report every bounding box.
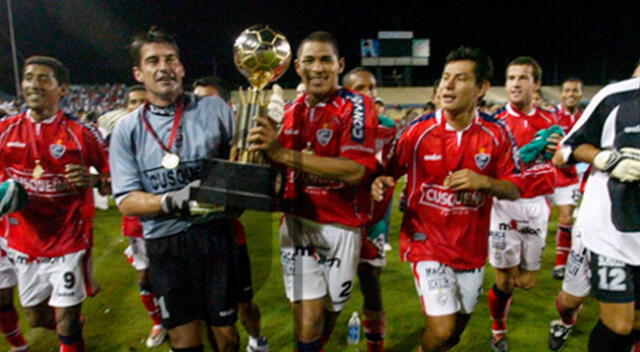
[162,153,180,169]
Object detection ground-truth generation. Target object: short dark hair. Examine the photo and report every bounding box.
[24,56,69,86]
[192,76,232,103]
[444,46,493,87]
[562,77,583,89]
[432,78,441,95]
[507,56,542,82]
[129,26,179,67]
[125,85,146,105]
[297,31,340,58]
[342,66,373,87]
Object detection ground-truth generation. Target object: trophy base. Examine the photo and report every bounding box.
[193,158,279,212]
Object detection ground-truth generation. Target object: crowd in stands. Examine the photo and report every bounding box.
[0,82,584,130]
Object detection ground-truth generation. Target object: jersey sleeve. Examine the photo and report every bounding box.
[217,100,235,160]
[109,117,142,205]
[338,95,378,173]
[82,122,110,175]
[494,123,523,189]
[385,124,413,179]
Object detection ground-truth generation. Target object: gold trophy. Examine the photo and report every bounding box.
[194,25,291,211]
[232,25,291,163]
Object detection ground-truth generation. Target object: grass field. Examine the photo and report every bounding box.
[1,186,598,351]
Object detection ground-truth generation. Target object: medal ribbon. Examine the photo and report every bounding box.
[24,110,64,169]
[140,97,185,154]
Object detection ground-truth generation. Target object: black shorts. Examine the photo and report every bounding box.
[237,243,254,302]
[147,219,238,329]
[589,250,640,307]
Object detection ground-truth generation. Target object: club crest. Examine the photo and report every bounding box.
[316,128,333,146]
[475,153,490,170]
[49,143,66,159]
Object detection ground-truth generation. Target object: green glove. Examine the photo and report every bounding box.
[519,125,564,163]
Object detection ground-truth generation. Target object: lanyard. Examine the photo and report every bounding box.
[23,110,63,179]
[140,98,185,154]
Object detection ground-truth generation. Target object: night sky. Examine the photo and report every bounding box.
[0,0,639,94]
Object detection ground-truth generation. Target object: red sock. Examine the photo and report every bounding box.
[489,284,512,335]
[59,333,85,352]
[556,297,580,326]
[555,225,572,267]
[140,290,163,326]
[363,317,385,352]
[0,305,27,348]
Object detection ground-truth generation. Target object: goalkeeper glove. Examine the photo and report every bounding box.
[593,147,640,182]
[0,179,28,215]
[267,84,285,123]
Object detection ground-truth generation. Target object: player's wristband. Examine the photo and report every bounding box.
[160,193,171,214]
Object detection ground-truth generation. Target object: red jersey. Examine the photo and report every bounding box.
[553,104,583,187]
[0,111,109,257]
[389,110,521,269]
[278,88,378,228]
[496,104,557,198]
[121,216,143,238]
[371,116,397,224]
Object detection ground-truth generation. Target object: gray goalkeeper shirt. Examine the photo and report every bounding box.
[110,94,234,239]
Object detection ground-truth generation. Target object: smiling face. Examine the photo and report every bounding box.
[295,41,344,105]
[560,80,583,110]
[133,42,185,106]
[21,64,66,117]
[439,60,487,116]
[506,64,540,109]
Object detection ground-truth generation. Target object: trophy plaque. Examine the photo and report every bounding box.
[193,25,291,211]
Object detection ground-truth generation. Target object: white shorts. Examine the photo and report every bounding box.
[412,261,485,316]
[0,239,16,290]
[8,248,98,308]
[562,228,591,298]
[280,216,361,312]
[124,237,148,271]
[489,197,550,271]
[547,183,581,206]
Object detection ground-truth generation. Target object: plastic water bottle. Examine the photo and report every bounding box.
[347,311,361,347]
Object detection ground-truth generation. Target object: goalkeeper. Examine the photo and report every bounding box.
[554,76,640,352]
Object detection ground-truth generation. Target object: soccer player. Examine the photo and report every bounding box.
[556,76,640,352]
[549,78,584,280]
[110,27,239,352]
[487,56,561,351]
[343,67,395,352]
[247,31,378,352]
[0,56,110,352]
[192,76,269,352]
[371,46,521,352]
